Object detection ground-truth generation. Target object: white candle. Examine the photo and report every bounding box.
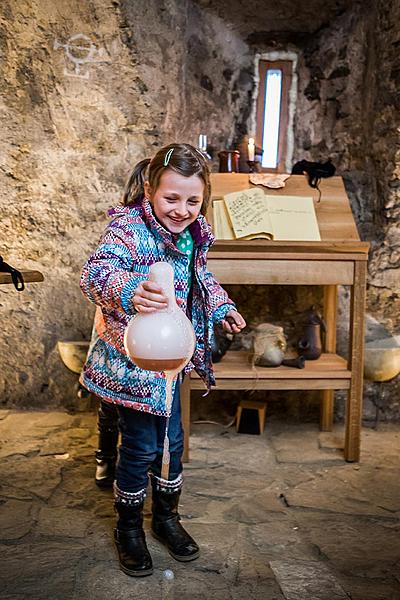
[198,134,207,152]
[248,137,255,161]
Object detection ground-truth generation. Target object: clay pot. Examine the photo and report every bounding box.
[57,341,90,374]
[364,338,400,382]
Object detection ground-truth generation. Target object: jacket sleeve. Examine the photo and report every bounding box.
[201,266,237,324]
[80,223,145,314]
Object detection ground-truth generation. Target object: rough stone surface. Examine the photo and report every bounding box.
[0,409,399,599]
[293,0,400,419]
[270,560,349,599]
[0,500,32,541]
[192,0,352,41]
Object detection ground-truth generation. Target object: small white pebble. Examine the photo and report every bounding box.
[163,569,175,581]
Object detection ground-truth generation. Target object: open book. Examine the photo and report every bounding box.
[212,187,321,241]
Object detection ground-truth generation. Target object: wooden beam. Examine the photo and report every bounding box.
[0,270,44,285]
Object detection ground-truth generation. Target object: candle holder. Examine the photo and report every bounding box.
[247,160,262,173]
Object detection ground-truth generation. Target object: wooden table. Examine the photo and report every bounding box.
[181,174,369,462]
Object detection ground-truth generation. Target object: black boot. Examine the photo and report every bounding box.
[95,400,119,488]
[151,486,199,562]
[95,453,116,488]
[114,500,153,577]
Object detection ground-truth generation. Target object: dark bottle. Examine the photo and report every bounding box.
[297,306,327,360]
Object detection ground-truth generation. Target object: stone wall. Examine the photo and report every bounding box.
[0,0,251,407]
[365,0,400,419]
[293,0,400,421]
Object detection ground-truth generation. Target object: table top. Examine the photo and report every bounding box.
[208,174,369,257]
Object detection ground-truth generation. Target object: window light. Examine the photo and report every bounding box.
[261,69,282,169]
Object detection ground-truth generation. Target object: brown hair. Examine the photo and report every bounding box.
[122,143,211,215]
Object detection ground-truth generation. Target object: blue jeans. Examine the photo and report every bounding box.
[115,379,184,497]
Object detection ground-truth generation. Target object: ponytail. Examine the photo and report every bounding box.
[122,158,151,206]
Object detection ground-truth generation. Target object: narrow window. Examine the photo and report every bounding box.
[255,60,292,173]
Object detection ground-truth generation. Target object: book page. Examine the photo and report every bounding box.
[265,195,321,241]
[212,199,235,239]
[223,188,273,240]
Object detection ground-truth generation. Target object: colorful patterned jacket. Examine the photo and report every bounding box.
[79,199,236,416]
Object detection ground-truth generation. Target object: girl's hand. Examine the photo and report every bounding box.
[133,280,168,313]
[221,310,246,334]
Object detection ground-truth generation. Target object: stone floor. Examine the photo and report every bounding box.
[0,410,399,600]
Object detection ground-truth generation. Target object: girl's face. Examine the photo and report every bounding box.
[145,170,204,234]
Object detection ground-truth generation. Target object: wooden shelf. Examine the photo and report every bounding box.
[190,351,351,391]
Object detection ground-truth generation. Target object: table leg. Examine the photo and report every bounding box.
[345,261,367,461]
[181,375,191,462]
[320,285,338,431]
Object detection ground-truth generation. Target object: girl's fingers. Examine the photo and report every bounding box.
[140,291,168,305]
[135,297,167,311]
[225,312,246,330]
[222,319,240,334]
[134,282,168,310]
[138,281,168,305]
[142,281,163,294]
[136,305,157,313]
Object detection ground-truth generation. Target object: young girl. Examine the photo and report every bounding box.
[80,143,246,577]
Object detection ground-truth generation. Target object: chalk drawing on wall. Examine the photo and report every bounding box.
[54,34,100,79]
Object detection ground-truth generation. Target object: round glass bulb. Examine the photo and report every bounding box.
[124,262,196,374]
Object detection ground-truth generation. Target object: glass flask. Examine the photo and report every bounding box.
[124,261,196,374]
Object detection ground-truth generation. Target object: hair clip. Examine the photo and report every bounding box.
[164,148,174,166]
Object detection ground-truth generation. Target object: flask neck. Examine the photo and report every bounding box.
[149,262,177,305]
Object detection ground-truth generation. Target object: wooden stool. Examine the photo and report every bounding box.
[236,400,267,435]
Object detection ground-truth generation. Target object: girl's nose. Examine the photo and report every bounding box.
[173,202,189,217]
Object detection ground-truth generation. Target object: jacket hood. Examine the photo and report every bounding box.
[108,199,214,248]
[108,204,135,217]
